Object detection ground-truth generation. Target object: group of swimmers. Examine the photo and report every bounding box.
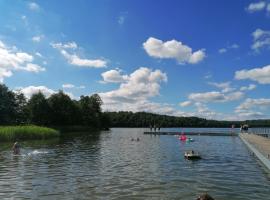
[131,137,140,142]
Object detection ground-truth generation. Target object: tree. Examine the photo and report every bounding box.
[48,91,79,125]
[79,94,102,127]
[0,84,16,124]
[14,92,29,124]
[27,92,51,125]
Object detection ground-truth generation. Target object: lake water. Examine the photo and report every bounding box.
[0,128,270,200]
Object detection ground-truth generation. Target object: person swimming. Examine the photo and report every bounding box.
[197,193,215,200]
[12,142,20,154]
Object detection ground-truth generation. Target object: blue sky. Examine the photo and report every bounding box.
[1,0,270,120]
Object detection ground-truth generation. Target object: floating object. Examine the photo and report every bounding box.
[186,138,194,142]
[179,133,187,141]
[184,150,201,160]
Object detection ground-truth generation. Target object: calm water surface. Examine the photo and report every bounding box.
[0,128,270,200]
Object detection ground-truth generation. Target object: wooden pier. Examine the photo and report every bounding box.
[144,131,238,136]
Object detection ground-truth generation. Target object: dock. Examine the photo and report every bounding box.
[144,131,238,136]
[240,133,270,170]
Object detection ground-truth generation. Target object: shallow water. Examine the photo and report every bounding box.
[0,128,270,200]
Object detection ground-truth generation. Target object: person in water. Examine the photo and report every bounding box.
[197,193,215,200]
[12,142,20,154]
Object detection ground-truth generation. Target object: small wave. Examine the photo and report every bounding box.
[27,150,49,156]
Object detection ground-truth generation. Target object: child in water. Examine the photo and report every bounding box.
[12,142,20,154]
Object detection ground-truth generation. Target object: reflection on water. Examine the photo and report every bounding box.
[0,128,270,200]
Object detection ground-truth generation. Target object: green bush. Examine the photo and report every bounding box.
[0,125,60,141]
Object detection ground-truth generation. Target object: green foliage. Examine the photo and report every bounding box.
[106,111,242,128]
[27,92,51,125]
[0,84,17,124]
[48,91,80,126]
[0,84,109,130]
[0,125,59,141]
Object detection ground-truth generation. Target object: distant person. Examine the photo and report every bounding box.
[197,193,215,200]
[136,137,140,141]
[131,138,134,141]
[12,142,20,154]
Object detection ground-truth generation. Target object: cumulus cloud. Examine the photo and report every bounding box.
[251,28,270,51]
[19,86,56,98]
[99,67,169,113]
[101,69,128,83]
[236,98,270,111]
[18,85,78,100]
[51,41,107,68]
[0,40,45,82]
[28,2,40,11]
[143,37,206,64]
[240,84,256,91]
[247,1,266,12]
[188,91,244,103]
[235,64,270,84]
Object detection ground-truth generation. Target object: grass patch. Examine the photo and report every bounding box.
[0,125,60,142]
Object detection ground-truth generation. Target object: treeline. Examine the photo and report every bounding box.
[0,84,110,129]
[106,111,270,128]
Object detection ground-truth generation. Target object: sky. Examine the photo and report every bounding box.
[1,0,270,121]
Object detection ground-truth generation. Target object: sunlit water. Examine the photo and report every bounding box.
[0,128,270,200]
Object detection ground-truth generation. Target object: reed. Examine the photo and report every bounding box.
[0,125,60,141]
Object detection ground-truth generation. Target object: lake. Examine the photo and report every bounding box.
[0,128,270,200]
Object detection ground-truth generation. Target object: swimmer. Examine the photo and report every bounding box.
[12,142,20,154]
[197,193,215,200]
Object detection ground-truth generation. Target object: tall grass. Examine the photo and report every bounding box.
[0,125,60,141]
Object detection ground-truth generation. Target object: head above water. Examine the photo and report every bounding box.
[197,193,215,200]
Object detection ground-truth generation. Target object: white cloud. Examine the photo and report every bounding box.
[235,64,270,84]
[236,98,270,111]
[51,42,107,68]
[32,35,44,42]
[35,52,42,57]
[240,84,257,91]
[62,84,75,89]
[143,37,206,64]
[19,86,56,98]
[101,69,128,83]
[208,81,235,93]
[23,63,45,73]
[218,44,239,54]
[51,42,78,50]
[179,101,192,107]
[188,91,244,103]
[28,2,40,11]
[18,85,78,100]
[230,44,239,49]
[247,1,266,12]
[99,67,168,113]
[218,48,227,54]
[0,40,45,82]
[251,28,270,51]
[62,83,85,89]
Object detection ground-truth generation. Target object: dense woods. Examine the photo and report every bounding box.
[1,84,270,129]
[0,84,110,130]
[106,112,270,128]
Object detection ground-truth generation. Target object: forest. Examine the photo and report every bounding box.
[0,84,110,130]
[1,84,270,129]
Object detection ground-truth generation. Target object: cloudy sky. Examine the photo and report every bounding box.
[1,0,270,120]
